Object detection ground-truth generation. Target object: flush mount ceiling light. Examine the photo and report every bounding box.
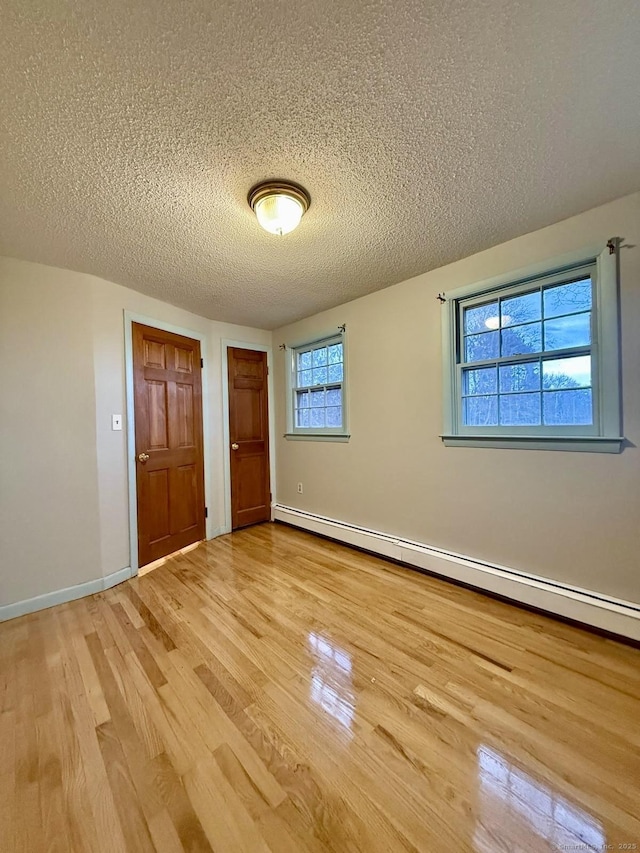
[248,181,310,236]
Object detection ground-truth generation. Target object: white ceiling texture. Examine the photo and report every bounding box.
[1,1,639,329]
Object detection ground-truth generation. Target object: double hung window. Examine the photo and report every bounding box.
[442,243,622,452]
[287,334,348,438]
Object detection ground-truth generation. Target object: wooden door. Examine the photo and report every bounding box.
[133,323,206,567]
[227,347,271,529]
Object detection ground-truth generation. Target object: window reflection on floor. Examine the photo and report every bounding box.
[307,632,355,732]
[475,745,605,852]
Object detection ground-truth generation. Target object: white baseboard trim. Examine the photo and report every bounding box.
[273,504,640,642]
[2,528,231,623]
[0,567,132,623]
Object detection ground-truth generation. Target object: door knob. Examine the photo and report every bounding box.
[138,452,150,463]
[231,443,239,451]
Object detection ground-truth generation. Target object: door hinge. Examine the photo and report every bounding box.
[267,365,269,375]
[200,358,204,368]
[204,506,208,518]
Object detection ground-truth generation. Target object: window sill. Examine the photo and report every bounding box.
[284,432,351,443]
[440,435,625,453]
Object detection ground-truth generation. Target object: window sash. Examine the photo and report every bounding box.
[456,375,597,434]
[294,385,343,416]
[455,357,600,436]
[458,266,595,358]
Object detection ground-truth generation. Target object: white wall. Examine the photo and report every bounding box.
[0,258,270,609]
[273,192,640,605]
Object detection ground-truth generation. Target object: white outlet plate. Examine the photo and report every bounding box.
[297,483,303,494]
[112,414,123,431]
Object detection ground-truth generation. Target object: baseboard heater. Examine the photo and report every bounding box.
[273,504,640,643]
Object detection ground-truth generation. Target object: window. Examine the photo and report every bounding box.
[442,242,623,452]
[285,334,348,439]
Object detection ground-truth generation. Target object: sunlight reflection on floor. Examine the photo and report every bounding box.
[475,745,605,852]
[307,631,355,732]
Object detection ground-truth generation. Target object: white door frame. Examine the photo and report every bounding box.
[124,311,214,577]
[221,339,276,534]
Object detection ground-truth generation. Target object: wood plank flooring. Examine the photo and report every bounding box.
[1,522,639,852]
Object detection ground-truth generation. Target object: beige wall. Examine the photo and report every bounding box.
[273,192,640,603]
[0,264,102,604]
[0,258,270,607]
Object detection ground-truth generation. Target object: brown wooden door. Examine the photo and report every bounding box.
[133,323,206,567]
[227,347,271,529]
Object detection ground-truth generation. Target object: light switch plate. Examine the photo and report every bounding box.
[112,414,123,431]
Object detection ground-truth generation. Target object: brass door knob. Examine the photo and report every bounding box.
[231,443,239,451]
[138,452,150,463]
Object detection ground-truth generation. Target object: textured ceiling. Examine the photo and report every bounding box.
[1,1,639,329]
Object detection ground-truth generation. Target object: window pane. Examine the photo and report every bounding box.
[326,406,342,428]
[544,313,591,351]
[296,408,310,427]
[544,278,592,319]
[328,362,344,382]
[326,388,342,407]
[328,344,343,364]
[312,347,328,367]
[298,369,313,387]
[499,361,540,393]
[501,323,542,357]
[465,331,499,362]
[312,366,328,385]
[463,367,497,396]
[298,350,312,370]
[543,389,593,425]
[310,390,325,407]
[464,302,499,334]
[310,407,325,428]
[296,390,309,408]
[543,356,591,390]
[500,393,541,426]
[501,291,541,327]
[463,395,498,426]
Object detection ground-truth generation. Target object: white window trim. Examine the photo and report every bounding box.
[441,241,624,453]
[284,331,350,441]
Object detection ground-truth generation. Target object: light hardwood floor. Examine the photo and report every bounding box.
[1,523,639,852]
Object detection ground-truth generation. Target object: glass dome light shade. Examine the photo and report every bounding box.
[249,181,310,236]
[254,193,304,236]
